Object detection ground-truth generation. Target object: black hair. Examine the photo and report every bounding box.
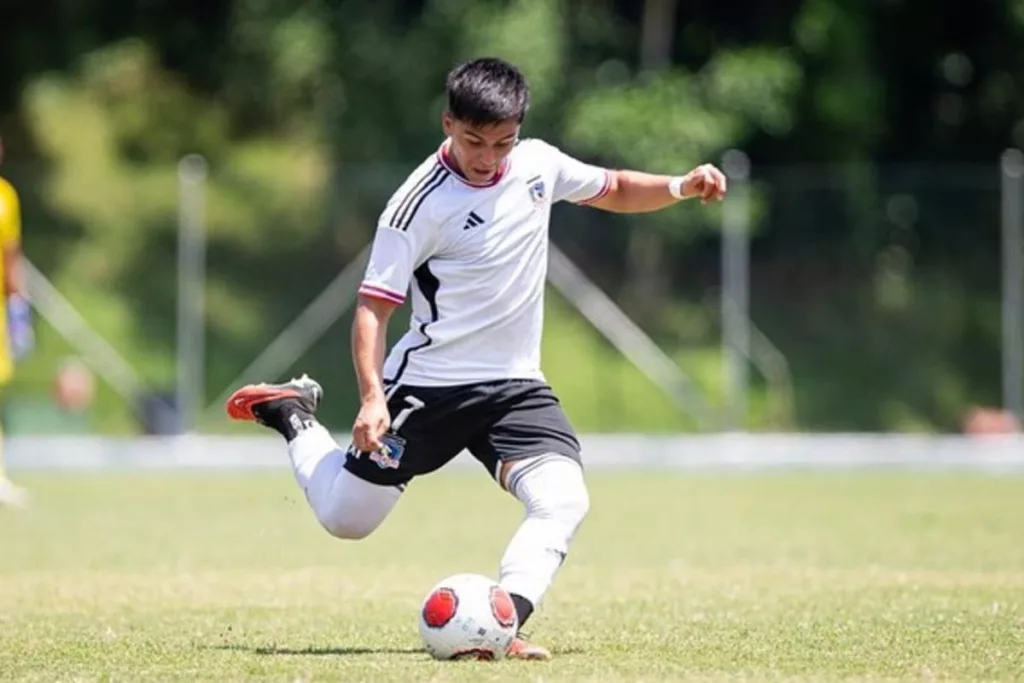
[445,57,530,126]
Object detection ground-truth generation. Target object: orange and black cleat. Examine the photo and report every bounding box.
[506,633,551,661]
[225,374,323,426]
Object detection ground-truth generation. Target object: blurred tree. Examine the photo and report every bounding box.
[0,0,1022,432]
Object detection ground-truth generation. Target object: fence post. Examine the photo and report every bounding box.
[177,154,208,434]
[721,149,751,430]
[1002,148,1024,422]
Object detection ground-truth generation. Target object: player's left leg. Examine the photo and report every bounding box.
[468,381,590,660]
[499,454,588,659]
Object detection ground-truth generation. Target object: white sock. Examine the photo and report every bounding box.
[287,423,401,540]
[499,455,590,609]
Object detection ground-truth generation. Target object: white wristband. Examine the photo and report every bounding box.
[668,176,685,200]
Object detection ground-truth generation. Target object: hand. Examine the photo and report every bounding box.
[352,394,391,453]
[681,164,728,204]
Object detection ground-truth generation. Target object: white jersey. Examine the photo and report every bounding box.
[358,137,611,386]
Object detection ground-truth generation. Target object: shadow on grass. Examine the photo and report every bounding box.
[209,644,425,657]
[209,643,586,657]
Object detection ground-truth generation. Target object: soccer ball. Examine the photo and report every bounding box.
[418,573,519,660]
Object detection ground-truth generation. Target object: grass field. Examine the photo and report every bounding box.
[1,470,1022,682]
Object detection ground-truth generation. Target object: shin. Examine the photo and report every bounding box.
[498,454,589,624]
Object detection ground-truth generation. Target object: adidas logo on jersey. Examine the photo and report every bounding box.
[463,211,485,230]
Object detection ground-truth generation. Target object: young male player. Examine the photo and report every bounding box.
[227,57,727,659]
[0,135,29,508]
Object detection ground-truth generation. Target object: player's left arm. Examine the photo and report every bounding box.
[588,165,728,214]
[545,140,727,213]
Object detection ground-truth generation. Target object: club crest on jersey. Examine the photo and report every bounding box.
[370,433,406,469]
[527,175,546,205]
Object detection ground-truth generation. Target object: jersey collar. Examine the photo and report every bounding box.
[437,139,510,189]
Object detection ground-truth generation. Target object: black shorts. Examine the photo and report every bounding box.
[343,379,581,488]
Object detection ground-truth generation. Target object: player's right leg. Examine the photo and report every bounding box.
[226,375,402,539]
[466,381,591,660]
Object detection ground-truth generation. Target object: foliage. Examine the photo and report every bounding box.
[0,0,1020,433]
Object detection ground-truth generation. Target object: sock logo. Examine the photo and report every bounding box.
[289,414,315,433]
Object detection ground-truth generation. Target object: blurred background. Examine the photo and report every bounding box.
[1,0,1023,440]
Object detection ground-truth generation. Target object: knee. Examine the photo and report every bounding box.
[530,477,589,552]
[314,501,378,540]
[326,521,371,540]
[319,514,375,540]
[557,481,590,530]
[530,462,590,530]
[306,464,400,541]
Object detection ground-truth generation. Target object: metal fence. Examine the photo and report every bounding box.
[4,151,1022,436]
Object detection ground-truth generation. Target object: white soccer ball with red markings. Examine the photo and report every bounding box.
[417,573,519,660]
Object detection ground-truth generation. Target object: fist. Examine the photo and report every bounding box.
[352,395,391,453]
[681,164,728,204]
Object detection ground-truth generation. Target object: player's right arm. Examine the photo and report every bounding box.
[351,294,398,452]
[350,168,443,452]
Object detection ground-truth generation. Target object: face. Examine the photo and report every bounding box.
[442,113,520,183]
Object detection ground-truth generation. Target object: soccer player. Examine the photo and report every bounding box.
[227,57,727,659]
[0,135,29,508]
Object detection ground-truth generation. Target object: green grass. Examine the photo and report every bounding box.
[1,470,1023,681]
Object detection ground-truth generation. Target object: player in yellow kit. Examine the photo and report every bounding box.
[0,135,28,507]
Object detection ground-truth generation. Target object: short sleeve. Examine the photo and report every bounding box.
[0,180,22,247]
[541,142,612,205]
[358,166,444,305]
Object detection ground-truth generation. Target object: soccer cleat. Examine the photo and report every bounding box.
[506,634,551,661]
[225,374,323,425]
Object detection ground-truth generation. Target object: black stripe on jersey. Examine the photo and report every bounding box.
[386,261,441,384]
[389,164,443,230]
[415,261,441,320]
[395,169,449,232]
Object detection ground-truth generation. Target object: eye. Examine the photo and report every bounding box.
[466,138,483,148]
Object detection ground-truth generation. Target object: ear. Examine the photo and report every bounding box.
[442,111,454,137]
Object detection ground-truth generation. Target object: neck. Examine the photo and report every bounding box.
[441,143,472,180]
[438,139,509,188]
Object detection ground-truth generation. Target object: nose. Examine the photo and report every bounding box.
[479,148,497,167]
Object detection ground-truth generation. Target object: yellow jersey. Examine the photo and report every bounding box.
[0,177,21,385]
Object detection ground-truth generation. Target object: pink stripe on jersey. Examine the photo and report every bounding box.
[358,283,406,305]
[575,170,613,205]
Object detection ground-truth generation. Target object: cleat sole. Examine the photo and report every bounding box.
[225,385,301,421]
